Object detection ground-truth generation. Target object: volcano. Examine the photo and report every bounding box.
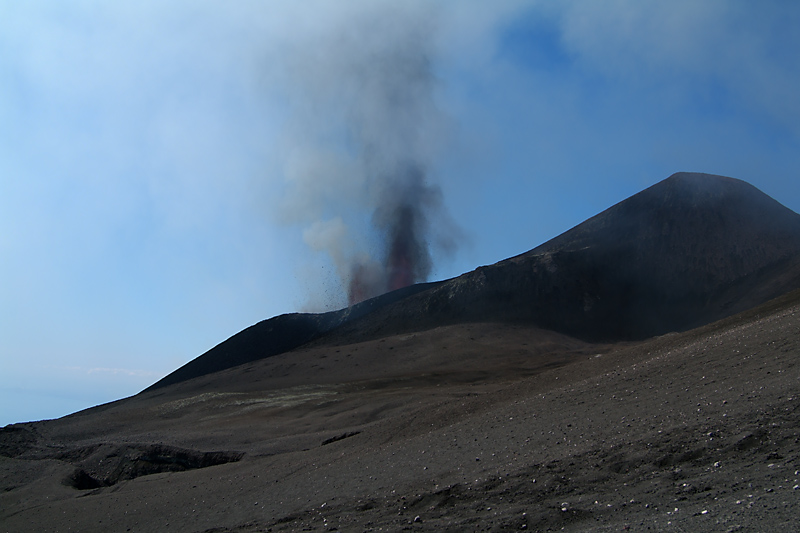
[2,172,800,532]
[148,172,800,389]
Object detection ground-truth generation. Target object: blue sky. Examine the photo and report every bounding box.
[2,1,799,426]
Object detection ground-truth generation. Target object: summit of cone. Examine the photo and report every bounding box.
[148,172,800,390]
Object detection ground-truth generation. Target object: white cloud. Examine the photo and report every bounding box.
[555,1,800,134]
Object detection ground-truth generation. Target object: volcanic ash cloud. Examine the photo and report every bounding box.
[280,3,457,307]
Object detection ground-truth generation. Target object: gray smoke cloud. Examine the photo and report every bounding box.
[280,2,459,307]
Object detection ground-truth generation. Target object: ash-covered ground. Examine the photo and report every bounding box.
[2,290,799,532]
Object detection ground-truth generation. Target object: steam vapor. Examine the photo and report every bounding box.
[282,3,457,307]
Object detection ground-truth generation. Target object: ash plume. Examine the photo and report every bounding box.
[280,2,458,307]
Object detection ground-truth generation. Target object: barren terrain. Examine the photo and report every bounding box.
[2,290,799,532]
[3,173,800,532]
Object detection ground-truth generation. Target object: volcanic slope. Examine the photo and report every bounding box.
[2,290,799,531]
[326,171,800,343]
[2,172,800,532]
[150,171,800,390]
